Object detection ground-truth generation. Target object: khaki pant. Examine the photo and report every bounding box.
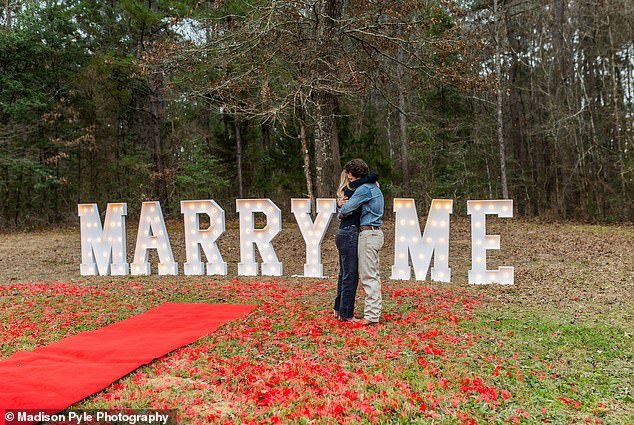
[358,230,384,322]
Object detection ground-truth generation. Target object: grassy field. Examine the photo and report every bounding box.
[0,218,632,424]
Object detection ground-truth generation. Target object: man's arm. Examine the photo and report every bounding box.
[338,185,371,218]
[349,171,379,189]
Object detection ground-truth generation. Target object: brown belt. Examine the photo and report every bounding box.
[360,225,381,231]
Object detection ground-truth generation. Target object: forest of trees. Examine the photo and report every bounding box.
[0,0,632,227]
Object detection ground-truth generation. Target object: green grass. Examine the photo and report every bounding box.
[461,306,633,424]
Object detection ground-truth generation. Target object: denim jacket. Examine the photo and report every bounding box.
[338,182,384,227]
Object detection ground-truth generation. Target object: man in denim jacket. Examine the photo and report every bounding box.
[338,159,385,325]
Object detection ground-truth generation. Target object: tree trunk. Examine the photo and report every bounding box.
[331,97,342,176]
[397,49,410,189]
[4,0,12,31]
[504,2,524,206]
[234,116,244,198]
[54,151,60,222]
[607,17,629,219]
[149,70,167,207]
[299,114,314,211]
[312,0,343,197]
[13,168,21,226]
[494,0,508,199]
[386,109,394,162]
[77,137,82,204]
[261,121,271,149]
[313,93,340,197]
[115,118,122,200]
[398,80,409,188]
[550,0,567,217]
[578,15,601,219]
[89,147,95,200]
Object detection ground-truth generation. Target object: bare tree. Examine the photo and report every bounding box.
[172,0,473,197]
[493,0,508,199]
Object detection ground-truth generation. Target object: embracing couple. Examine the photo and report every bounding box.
[333,159,385,326]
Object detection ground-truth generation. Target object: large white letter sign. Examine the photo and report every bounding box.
[131,201,178,275]
[236,199,282,276]
[78,203,128,276]
[390,199,452,282]
[467,200,514,285]
[291,198,336,278]
[181,200,227,276]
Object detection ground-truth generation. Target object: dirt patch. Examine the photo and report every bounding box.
[0,218,632,320]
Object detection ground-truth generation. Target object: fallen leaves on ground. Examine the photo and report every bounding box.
[1,278,617,424]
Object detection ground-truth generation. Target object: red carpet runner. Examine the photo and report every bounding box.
[0,303,255,416]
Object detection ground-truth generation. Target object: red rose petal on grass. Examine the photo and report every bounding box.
[558,396,581,409]
[0,280,529,423]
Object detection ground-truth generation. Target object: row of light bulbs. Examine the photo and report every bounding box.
[79,199,513,283]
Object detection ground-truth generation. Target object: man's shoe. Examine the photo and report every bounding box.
[339,316,360,323]
[358,318,379,326]
[333,310,340,319]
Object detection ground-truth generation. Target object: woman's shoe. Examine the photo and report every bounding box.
[333,310,340,319]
